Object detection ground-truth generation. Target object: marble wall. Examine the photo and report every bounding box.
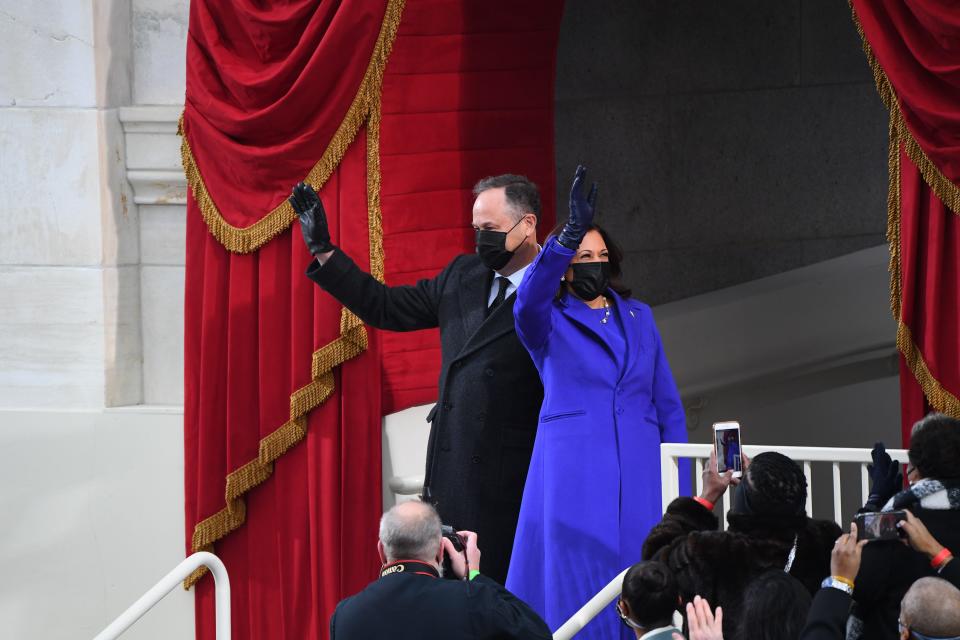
[0,1,190,637]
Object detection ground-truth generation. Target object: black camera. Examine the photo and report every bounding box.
[441,524,465,552]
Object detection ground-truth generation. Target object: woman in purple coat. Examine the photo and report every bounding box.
[506,167,689,640]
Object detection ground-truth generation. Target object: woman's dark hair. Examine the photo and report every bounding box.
[909,413,960,479]
[728,451,808,534]
[743,452,808,516]
[621,561,678,629]
[547,221,632,298]
[735,571,812,640]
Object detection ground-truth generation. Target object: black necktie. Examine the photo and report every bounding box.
[488,276,510,315]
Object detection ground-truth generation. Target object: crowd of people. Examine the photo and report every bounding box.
[292,170,960,639]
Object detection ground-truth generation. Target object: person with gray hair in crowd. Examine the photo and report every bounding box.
[329,501,551,640]
[897,577,960,640]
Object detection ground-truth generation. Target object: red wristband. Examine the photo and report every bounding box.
[694,496,715,511]
[931,548,953,569]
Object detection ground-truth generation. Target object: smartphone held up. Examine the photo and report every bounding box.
[713,421,742,478]
[855,510,908,541]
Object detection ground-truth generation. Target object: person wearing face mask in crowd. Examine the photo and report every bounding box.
[289,175,545,585]
[505,165,690,640]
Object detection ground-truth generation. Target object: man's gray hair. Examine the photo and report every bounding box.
[379,501,442,562]
[473,174,541,222]
[901,577,960,637]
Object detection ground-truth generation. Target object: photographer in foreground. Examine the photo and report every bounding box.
[849,414,960,640]
[330,501,550,640]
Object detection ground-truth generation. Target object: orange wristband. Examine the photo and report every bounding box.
[931,548,953,569]
[832,575,855,589]
[694,496,715,511]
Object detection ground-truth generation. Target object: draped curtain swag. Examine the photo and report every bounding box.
[850,0,960,442]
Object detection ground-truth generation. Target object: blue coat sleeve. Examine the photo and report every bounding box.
[513,237,573,351]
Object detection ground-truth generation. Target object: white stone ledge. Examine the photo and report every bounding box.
[118,105,182,131]
[127,170,186,205]
[119,107,186,206]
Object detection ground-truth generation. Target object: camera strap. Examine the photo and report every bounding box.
[379,560,440,579]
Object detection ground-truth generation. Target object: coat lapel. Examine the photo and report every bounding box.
[454,289,518,362]
[559,291,638,379]
[610,290,640,379]
[458,259,492,342]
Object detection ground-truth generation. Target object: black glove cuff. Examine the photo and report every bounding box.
[557,227,583,250]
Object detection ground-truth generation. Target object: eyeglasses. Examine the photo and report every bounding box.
[899,618,960,640]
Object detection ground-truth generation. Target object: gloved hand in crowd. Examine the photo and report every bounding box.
[865,441,902,510]
[557,164,598,250]
[290,182,334,256]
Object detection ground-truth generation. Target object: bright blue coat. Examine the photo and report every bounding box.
[506,238,689,639]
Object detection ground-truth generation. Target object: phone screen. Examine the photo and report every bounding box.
[714,424,742,474]
[856,511,907,541]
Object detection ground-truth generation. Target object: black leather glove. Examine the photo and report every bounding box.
[290,182,334,256]
[557,164,598,250]
[866,441,902,509]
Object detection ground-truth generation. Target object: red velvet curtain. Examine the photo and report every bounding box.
[182,1,562,639]
[851,0,960,444]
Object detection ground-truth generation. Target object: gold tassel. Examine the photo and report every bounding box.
[850,1,960,420]
[179,0,405,254]
[183,1,400,588]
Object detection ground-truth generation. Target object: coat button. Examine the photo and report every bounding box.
[471,455,482,464]
[478,411,487,421]
[444,402,453,410]
[616,407,624,415]
[484,368,494,377]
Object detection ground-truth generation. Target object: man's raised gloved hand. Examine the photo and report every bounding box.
[290,182,334,256]
[557,164,598,250]
[865,441,902,510]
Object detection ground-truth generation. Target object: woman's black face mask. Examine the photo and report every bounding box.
[568,261,611,301]
[475,218,524,271]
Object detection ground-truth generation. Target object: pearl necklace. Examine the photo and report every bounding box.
[600,296,611,324]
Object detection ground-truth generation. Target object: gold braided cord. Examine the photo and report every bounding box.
[180,0,405,254]
[850,1,960,419]
[183,3,400,587]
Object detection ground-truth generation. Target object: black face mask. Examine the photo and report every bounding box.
[476,218,523,271]
[569,261,611,301]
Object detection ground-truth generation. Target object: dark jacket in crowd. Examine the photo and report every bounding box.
[307,251,543,584]
[850,504,960,640]
[642,497,841,639]
[330,572,552,640]
[800,559,960,640]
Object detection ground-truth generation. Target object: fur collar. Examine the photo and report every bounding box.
[882,478,960,512]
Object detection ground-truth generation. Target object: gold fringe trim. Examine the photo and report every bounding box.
[182,3,401,586]
[851,1,960,419]
[179,0,405,254]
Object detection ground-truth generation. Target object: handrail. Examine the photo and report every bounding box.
[388,474,424,495]
[552,568,629,640]
[661,443,908,528]
[93,551,230,640]
[553,443,910,638]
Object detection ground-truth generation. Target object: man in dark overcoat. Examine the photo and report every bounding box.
[330,501,550,639]
[289,174,544,583]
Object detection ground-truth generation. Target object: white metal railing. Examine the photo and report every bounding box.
[552,568,629,640]
[660,443,908,527]
[388,475,424,496]
[93,552,230,640]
